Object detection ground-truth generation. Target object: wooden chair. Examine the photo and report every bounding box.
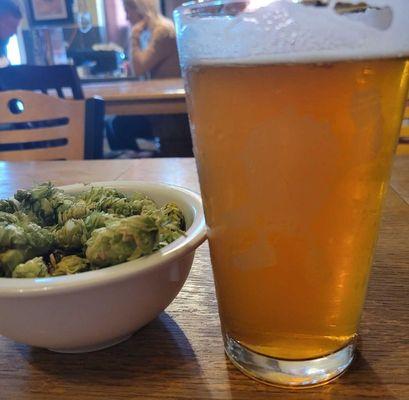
[0,64,84,99]
[0,90,104,161]
[396,100,409,155]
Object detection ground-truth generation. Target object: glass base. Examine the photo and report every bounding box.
[224,334,356,388]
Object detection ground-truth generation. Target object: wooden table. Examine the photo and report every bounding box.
[0,157,408,400]
[83,78,187,116]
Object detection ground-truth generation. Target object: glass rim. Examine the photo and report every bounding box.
[174,0,409,64]
[174,0,249,17]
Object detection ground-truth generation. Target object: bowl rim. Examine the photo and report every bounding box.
[0,181,206,297]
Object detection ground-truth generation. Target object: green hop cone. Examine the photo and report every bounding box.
[0,184,186,277]
[57,199,92,225]
[24,222,55,252]
[84,211,120,232]
[55,219,88,250]
[96,197,136,217]
[0,223,29,250]
[0,199,19,214]
[123,215,159,259]
[0,212,18,225]
[80,186,125,204]
[52,255,89,276]
[14,182,71,226]
[12,257,49,278]
[155,203,186,249]
[86,215,159,268]
[130,194,159,216]
[0,221,54,253]
[161,202,186,230]
[0,249,29,276]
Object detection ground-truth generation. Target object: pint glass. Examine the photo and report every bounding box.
[174,0,409,387]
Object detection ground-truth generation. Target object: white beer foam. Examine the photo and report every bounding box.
[174,0,409,66]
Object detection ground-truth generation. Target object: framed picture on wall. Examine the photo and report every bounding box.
[28,0,74,26]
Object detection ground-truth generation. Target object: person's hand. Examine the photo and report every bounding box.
[131,19,147,40]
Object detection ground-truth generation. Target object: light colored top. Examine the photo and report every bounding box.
[131,17,181,79]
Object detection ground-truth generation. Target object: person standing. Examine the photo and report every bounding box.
[0,0,22,67]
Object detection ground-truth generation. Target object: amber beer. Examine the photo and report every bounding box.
[186,59,409,360]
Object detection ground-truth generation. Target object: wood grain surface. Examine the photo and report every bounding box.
[83,78,187,116]
[0,157,408,400]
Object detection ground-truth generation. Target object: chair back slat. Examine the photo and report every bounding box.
[0,65,84,99]
[0,126,71,144]
[0,90,85,160]
[0,90,83,122]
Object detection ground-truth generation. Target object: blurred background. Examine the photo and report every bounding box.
[8,0,186,77]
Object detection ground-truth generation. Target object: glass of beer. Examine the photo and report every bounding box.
[174,0,409,387]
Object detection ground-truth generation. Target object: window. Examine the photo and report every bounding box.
[6,35,21,65]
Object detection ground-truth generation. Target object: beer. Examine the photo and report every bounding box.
[186,59,409,360]
[175,0,409,386]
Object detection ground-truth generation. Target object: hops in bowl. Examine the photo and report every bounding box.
[0,181,206,352]
[0,182,186,278]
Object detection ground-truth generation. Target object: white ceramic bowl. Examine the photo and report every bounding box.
[0,181,206,353]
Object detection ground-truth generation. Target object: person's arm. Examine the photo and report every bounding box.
[131,25,175,76]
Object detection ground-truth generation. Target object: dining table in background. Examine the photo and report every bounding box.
[82,78,186,116]
[0,156,408,400]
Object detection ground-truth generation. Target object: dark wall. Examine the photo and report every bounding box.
[161,0,186,18]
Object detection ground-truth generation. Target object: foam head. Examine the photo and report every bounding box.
[174,0,409,67]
